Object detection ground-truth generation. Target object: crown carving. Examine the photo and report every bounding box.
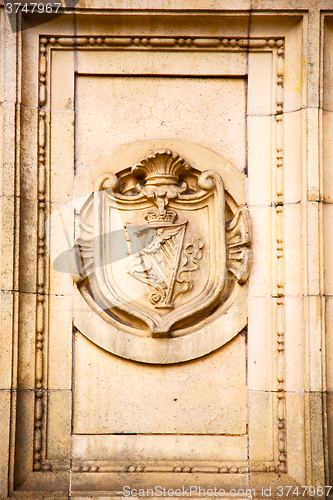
[144,209,177,225]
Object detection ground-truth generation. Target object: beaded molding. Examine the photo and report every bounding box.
[46,461,278,474]
[34,35,285,474]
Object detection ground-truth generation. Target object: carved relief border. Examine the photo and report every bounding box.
[34,35,285,474]
[33,37,48,472]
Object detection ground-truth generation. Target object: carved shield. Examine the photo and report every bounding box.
[73,148,251,349]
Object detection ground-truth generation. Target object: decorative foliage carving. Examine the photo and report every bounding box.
[226,207,252,284]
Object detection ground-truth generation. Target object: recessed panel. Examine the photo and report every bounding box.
[73,334,247,436]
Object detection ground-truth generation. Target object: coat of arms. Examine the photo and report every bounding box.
[72,149,252,340]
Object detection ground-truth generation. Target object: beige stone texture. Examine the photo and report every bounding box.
[48,202,75,296]
[283,111,303,204]
[17,292,37,390]
[283,203,304,296]
[0,3,332,499]
[72,434,248,462]
[20,106,38,201]
[247,206,272,297]
[47,391,72,459]
[76,75,246,172]
[248,297,274,391]
[18,197,38,294]
[49,113,75,204]
[248,391,274,462]
[326,298,333,393]
[0,195,16,291]
[284,297,305,392]
[324,203,333,296]
[48,295,72,390]
[247,115,272,206]
[0,391,11,498]
[323,111,333,204]
[0,291,13,390]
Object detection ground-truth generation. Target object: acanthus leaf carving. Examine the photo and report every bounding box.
[226,206,253,284]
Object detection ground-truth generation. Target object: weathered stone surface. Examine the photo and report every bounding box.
[0,3,331,499]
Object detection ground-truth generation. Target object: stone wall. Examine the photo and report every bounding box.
[0,1,332,498]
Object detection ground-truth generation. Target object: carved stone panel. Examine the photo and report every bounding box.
[1,8,328,499]
[72,145,251,362]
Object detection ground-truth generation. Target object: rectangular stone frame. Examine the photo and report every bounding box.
[1,8,327,498]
